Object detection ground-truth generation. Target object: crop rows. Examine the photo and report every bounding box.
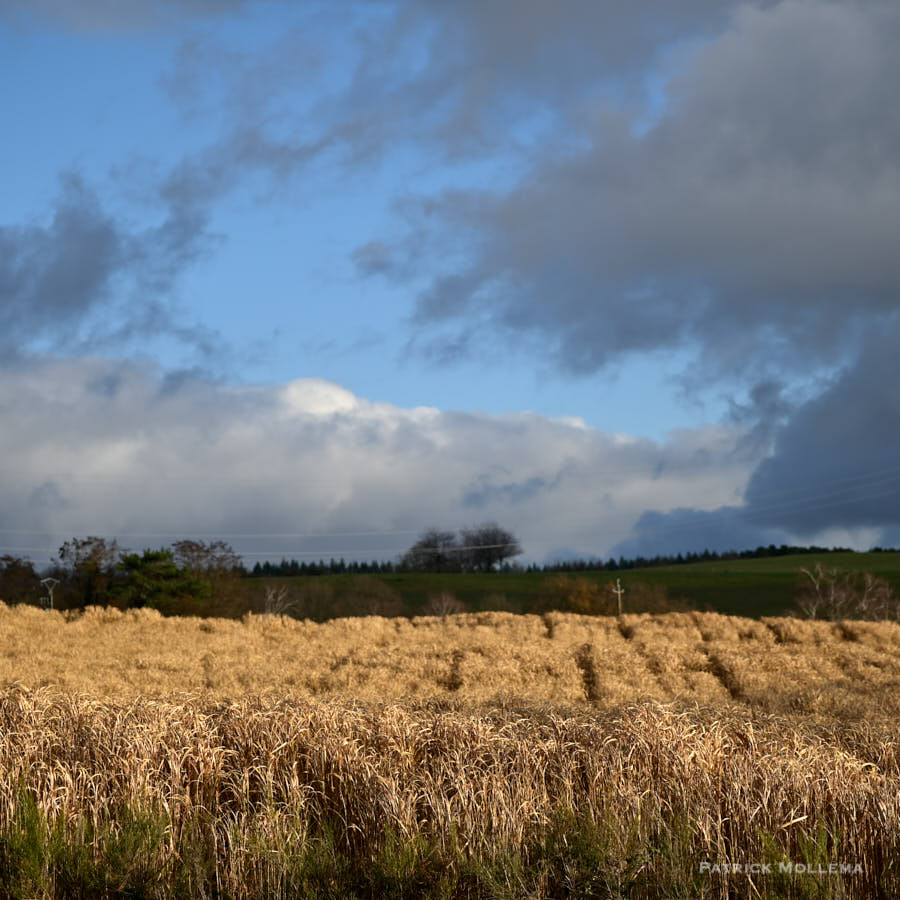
[1,605,898,721]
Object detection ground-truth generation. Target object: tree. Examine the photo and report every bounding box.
[795,564,899,621]
[0,556,41,606]
[57,536,120,606]
[171,539,242,577]
[171,539,243,612]
[400,523,522,573]
[400,528,462,572]
[114,548,211,613]
[459,523,522,572]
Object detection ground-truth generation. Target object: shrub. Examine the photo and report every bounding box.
[422,591,466,617]
[795,564,899,621]
[291,581,336,621]
[337,576,406,618]
[622,581,685,614]
[537,575,614,615]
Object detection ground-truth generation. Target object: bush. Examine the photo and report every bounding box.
[622,582,685,614]
[536,576,685,615]
[795,564,899,621]
[337,576,406,618]
[422,591,466,617]
[537,576,614,615]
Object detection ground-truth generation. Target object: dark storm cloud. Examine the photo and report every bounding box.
[338,0,779,158]
[364,0,900,379]
[157,127,334,219]
[610,507,786,560]
[614,322,900,551]
[0,173,217,361]
[352,0,900,548]
[154,0,774,207]
[743,322,900,534]
[0,174,122,349]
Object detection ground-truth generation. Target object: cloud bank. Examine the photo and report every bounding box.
[0,360,758,567]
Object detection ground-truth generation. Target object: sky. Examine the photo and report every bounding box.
[2,0,899,569]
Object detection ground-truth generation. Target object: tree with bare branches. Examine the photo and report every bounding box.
[795,563,899,621]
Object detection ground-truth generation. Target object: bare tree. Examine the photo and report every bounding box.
[401,523,523,573]
[172,539,242,576]
[423,591,466,617]
[796,564,899,621]
[263,584,297,616]
[56,536,120,606]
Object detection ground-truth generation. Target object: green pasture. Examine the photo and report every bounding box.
[251,552,900,619]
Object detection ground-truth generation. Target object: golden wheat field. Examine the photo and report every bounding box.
[0,603,898,898]
[1,604,899,717]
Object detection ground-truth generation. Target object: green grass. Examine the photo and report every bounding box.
[0,796,876,899]
[247,552,900,620]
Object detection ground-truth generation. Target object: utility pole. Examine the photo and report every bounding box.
[40,577,59,611]
[613,578,625,615]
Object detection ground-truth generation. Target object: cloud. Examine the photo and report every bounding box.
[13,1,898,389]
[0,0,265,30]
[0,173,220,363]
[333,0,777,159]
[6,0,897,565]
[0,359,758,567]
[612,319,900,554]
[610,506,786,560]
[364,0,900,558]
[0,174,122,352]
[150,1,769,217]
[743,321,900,534]
[360,0,900,381]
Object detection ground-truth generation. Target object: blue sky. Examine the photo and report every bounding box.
[2,0,899,567]
[1,3,709,434]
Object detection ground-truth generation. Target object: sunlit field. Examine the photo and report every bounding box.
[3,605,898,714]
[1,605,898,897]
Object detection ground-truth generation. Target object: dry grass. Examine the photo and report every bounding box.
[0,689,897,897]
[0,604,898,896]
[0,604,898,722]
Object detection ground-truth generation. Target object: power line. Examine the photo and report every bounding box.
[0,528,422,539]
[3,461,900,564]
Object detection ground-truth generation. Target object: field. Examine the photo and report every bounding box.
[249,551,900,619]
[0,602,898,897]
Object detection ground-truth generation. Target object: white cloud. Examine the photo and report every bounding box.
[0,358,760,567]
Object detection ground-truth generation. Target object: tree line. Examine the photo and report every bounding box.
[0,538,243,613]
[248,539,888,577]
[1,526,894,616]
